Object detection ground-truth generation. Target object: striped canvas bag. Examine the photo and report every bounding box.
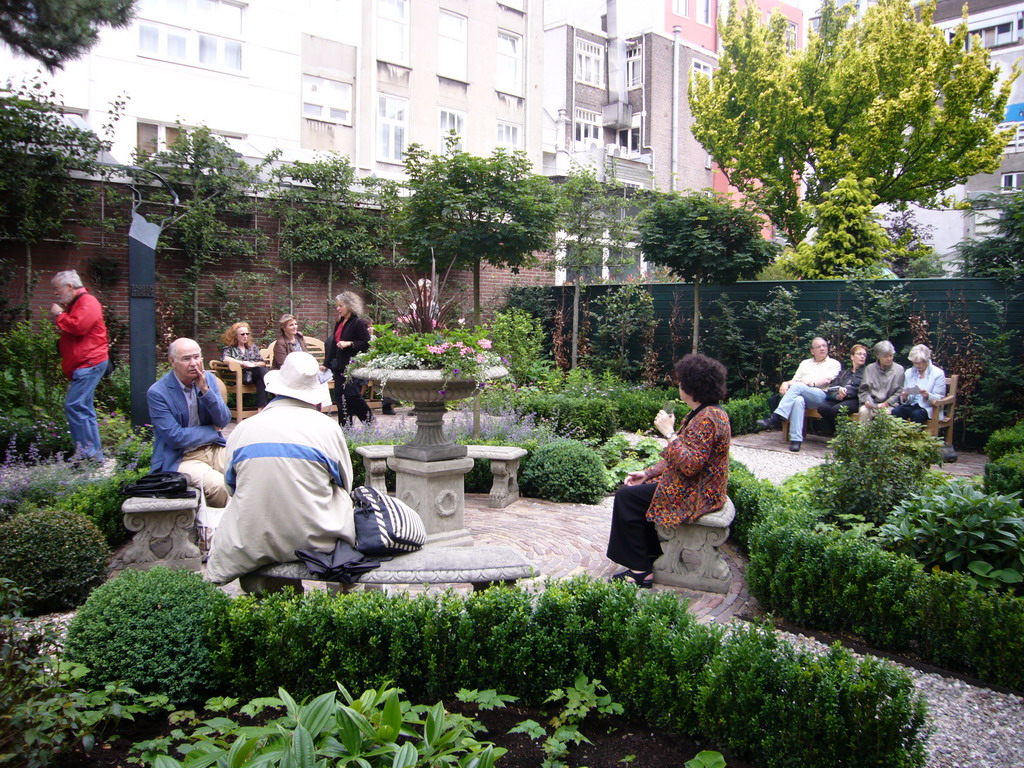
[351,485,427,556]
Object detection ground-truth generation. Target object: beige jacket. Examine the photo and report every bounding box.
[205,397,355,584]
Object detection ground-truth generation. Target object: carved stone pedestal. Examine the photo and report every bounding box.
[389,455,475,547]
[118,495,202,571]
[653,498,735,594]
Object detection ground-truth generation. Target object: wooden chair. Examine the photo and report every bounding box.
[927,375,958,446]
[210,357,261,422]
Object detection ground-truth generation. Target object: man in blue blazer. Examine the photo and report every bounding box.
[148,337,232,506]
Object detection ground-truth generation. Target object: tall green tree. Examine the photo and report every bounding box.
[272,155,398,326]
[791,175,888,278]
[398,142,559,323]
[957,190,1024,284]
[554,166,639,367]
[133,125,275,340]
[692,0,1013,245]
[638,191,778,353]
[0,0,135,71]
[0,77,113,316]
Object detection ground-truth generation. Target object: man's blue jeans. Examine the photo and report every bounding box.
[65,359,108,461]
[774,382,828,442]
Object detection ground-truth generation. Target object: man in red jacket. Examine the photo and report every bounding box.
[50,270,109,463]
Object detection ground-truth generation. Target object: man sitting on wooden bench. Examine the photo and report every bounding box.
[756,336,841,452]
[205,352,356,585]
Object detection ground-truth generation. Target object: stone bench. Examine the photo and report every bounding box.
[357,444,528,508]
[237,544,536,595]
[653,498,735,594]
[117,494,202,571]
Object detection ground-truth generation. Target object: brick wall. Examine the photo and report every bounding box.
[0,180,556,360]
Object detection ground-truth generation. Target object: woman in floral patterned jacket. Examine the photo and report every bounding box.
[606,353,731,588]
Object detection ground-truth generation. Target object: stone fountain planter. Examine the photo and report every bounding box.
[351,365,507,546]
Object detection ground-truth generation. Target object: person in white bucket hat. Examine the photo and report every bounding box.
[205,352,356,585]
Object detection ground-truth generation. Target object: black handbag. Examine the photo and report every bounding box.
[351,486,427,556]
[120,471,195,499]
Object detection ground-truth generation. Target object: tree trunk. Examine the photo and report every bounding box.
[327,261,334,333]
[192,284,199,340]
[571,282,580,368]
[473,258,481,326]
[23,242,32,321]
[691,279,700,355]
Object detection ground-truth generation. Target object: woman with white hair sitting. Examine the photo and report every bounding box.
[891,344,946,425]
[858,340,905,421]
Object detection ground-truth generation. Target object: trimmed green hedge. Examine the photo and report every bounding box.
[983,448,1024,496]
[732,462,1024,691]
[985,420,1024,461]
[204,577,927,768]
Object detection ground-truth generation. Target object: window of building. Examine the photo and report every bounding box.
[618,126,640,155]
[574,108,602,149]
[302,75,352,123]
[1002,172,1024,190]
[496,121,521,149]
[496,31,521,94]
[625,43,642,88]
[673,0,689,18]
[785,21,798,50]
[697,0,711,26]
[438,11,467,81]
[377,0,408,65]
[575,39,604,86]
[137,0,244,71]
[136,121,183,155]
[692,59,713,84]
[378,94,407,163]
[439,108,466,151]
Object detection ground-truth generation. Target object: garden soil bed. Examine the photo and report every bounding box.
[57,701,756,768]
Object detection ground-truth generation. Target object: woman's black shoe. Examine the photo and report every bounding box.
[611,569,654,589]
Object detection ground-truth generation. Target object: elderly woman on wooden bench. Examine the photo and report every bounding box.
[892,344,946,425]
[859,340,905,421]
[816,343,868,432]
[606,354,731,588]
[221,321,269,411]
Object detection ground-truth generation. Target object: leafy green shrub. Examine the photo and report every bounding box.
[64,568,231,705]
[726,459,784,550]
[520,440,607,504]
[984,448,1024,496]
[984,419,1024,461]
[0,453,93,522]
[513,393,619,441]
[490,307,552,385]
[0,414,74,460]
[721,393,769,436]
[0,510,108,615]
[615,388,676,432]
[0,321,65,422]
[600,435,664,490]
[879,481,1024,589]
[49,470,146,546]
[816,412,943,525]
[697,624,927,768]
[137,684,506,768]
[209,577,929,767]
[742,455,1024,690]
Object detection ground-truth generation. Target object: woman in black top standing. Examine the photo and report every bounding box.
[324,291,372,426]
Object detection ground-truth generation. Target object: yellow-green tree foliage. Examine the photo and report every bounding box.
[691,0,1014,246]
[792,176,888,278]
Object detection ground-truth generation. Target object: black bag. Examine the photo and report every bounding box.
[120,471,195,499]
[351,486,427,556]
[295,540,381,583]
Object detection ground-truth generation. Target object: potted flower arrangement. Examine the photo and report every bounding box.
[351,272,507,461]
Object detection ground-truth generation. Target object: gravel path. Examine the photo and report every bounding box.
[730,445,1024,768]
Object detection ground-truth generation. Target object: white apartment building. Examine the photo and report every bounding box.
[0,0,545,178]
